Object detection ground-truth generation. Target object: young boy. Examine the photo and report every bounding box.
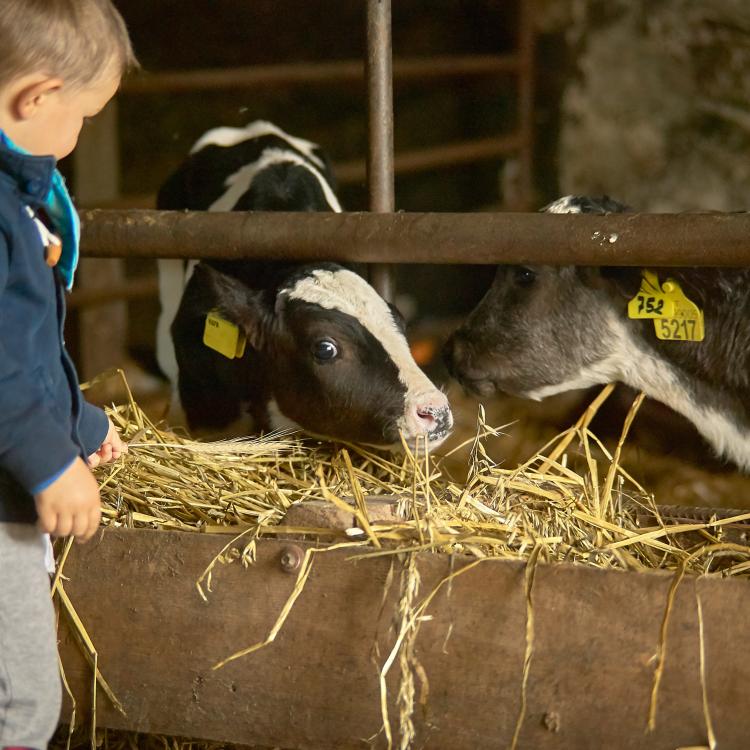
[0,1,137,746]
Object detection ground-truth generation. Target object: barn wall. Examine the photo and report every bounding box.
[540,0,750,212]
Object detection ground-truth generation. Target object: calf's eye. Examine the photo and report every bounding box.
[313,338,339,362]
[514,267,537,286]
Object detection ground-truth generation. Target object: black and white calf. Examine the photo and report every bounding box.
[444,195,750,470]
[156,121,452,448]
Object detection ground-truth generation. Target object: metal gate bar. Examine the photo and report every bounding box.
[80,209,750,266]
[366,0,396,301]
[122,54,521,93]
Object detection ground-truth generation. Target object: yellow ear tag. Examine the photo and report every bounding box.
[627,270,676,319]
[203,312,247,359]
[653,278,705,342]
[627,270,704,342]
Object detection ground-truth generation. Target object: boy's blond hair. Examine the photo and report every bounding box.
[0,0,138,89]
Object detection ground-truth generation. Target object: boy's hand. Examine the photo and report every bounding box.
[88,417,128,468]
[34,457,101,543]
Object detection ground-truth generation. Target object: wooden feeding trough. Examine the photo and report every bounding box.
[58,524,750,748]
[55,392,750,748]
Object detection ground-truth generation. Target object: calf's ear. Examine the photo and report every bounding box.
[388,303,407,335]
[200,264,274,350]
[600,267,644,299]
[576,267,642,299]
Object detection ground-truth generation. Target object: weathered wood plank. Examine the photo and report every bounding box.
[58,528,750,748]
[72,100,128,380]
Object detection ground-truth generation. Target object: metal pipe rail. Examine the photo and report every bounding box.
[366,0,396,299]
[122,55,520,94]
[79,209,750,266]
[343,133,524,182]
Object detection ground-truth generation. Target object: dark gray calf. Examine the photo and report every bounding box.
[444,195,750,470]
[156,122,452,449]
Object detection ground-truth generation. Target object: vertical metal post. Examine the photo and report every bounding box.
[366,0,395,302]
[517,0,535,209]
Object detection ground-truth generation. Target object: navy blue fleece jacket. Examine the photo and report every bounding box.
[0,139,108,523]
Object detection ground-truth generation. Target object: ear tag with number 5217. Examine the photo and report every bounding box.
[627,270,704,342]
[203,312,247,359]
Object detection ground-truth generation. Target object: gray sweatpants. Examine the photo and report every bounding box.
[0,523,62,748]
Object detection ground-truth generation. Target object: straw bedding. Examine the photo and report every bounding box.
[53,373,750,750]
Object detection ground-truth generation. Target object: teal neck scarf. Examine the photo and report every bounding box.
[0,131,80,290]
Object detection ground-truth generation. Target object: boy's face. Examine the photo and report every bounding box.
[19,73,120,160]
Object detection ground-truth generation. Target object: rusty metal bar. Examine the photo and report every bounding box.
[366,0,396,301]
[516,0,536,208]
[122,55,520,94]
[338,133,524,184]
[79,209,750,266]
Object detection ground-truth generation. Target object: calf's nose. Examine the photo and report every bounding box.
[410,391,453,438]
[443,332,496,395]
[444,331,486,381]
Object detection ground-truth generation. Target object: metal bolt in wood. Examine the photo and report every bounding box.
[279,545,303,573]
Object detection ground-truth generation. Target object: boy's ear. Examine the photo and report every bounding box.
[198,264,274,350]
[12,77,63,121]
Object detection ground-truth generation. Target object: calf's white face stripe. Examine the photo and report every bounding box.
[285,269,437,400]
[190,121,325,169]
[209,148,342,214]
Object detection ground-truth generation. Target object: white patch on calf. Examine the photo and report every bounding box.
[190,121,325,169]
[526,313,750,470]
[542,196,583,214]
[156,259,187,385]
[209,148,342,214]
[284,269,450,441]
[156,259,199,384]
[692,408,750,471]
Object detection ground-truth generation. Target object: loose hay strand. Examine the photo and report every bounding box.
[510,545,541,750]
[211,542,365,670]
[696,589,717,750]
[537,383,615,473]
[56,583,126,717]
[648,563,687,731]
[602,392,645,519]
[196,526,258,601]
